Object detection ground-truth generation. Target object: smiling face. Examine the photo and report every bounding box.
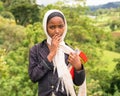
[47,16,65,38]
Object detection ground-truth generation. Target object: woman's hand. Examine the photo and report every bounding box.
[47,34,61,62]
[68,52,82,71]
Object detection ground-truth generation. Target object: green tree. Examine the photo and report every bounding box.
[0,22,26,51]
[0,49,9,95]
[87,79,103,96]
[109,59,120,95]
[9,0,40,26]
[115,38,120,53]
[0,15,46,95]
[0,11,14,19]
[0,1,4,12]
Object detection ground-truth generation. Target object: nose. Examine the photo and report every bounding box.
[55,28,59,34]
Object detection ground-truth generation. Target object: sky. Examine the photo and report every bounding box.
[36,0,120,6]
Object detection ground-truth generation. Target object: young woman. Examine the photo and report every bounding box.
[29,9,85,96]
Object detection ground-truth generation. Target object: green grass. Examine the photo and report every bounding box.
[101,50,120,72]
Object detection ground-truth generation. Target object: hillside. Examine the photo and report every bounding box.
[102,50,120,72]
[89,1,120,11]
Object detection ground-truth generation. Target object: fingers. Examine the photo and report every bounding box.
[68,52,81,64]
[52,34,61,42]
[68,52,82,70]
[68,53,76,62]
[50,34,61,54]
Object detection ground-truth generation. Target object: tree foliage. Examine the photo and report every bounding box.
[108,59,120,95]
[9,0,40,26]
[114,38,120,53]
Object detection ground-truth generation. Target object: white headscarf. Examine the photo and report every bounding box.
[43,9,76,96]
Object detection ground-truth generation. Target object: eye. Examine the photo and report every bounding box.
[49,25,55,30]
[58,25,64,28]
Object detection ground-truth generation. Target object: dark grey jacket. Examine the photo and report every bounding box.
[29,40,85,96]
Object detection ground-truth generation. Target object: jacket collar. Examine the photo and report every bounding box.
[38,40,49,59]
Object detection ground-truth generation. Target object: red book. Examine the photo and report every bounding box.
[79,51,88,63]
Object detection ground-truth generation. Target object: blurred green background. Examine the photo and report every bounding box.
[0,0,120,96]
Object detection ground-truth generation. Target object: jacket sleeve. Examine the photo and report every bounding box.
[28,45,54,83]
[65,54,85,86]
[73,65,85,86]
